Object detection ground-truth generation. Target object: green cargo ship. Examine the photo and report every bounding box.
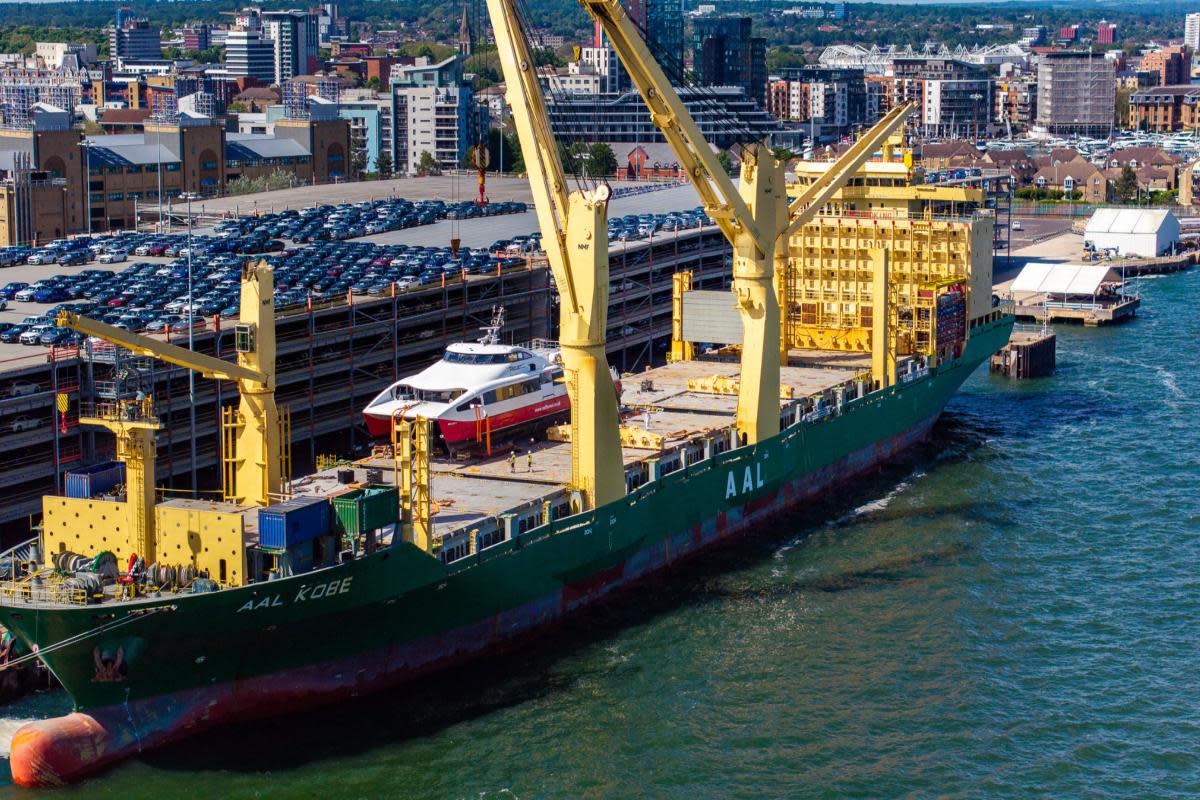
[0,305,1012,786]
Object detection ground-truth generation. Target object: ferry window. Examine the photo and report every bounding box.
[483,390,497,404]
[444,351,509,365]
[507,353,521,362]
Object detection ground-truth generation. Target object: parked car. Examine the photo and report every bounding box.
[0,326,28,345]
[57,251,87,266]
[25,250,58,265]
[0,282,27,300]
[9,416,40,432]
[97,250,127,264]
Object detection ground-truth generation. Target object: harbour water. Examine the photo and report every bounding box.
[0,270,1196,798]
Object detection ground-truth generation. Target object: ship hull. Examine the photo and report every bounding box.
[2,315,1013,786]
[363,392,571,442]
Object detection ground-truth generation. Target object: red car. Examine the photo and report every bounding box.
[106,297,128,308]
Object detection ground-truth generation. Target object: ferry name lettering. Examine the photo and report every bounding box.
[236,577,354,613]
[725,463,764,499]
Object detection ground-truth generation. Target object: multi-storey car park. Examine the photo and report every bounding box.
[0,209,730,539]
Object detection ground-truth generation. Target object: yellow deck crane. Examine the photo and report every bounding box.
[57,260,288,550]
[575,0,913,441]
[486,0,624,510]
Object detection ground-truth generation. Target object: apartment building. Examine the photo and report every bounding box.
[1140,46,1191,88]
[994,76,1038,131]
[547,84,792,150]
[1186,13,1200,52]
[690,16,767,105]
[262,10,319,85]
[224,11,276,85]
[1035,51,1116,136]
[110,15,161,70]
[389,56,477,175]
[1128,85,1200,132]
[767,67,868,133]
[869,58,990,139]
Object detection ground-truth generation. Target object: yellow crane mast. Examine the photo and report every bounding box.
[58,260,285,510]
[575,0,913,438]
[485,0,624,510]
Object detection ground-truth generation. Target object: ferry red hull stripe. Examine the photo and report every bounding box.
[363,394,570,441]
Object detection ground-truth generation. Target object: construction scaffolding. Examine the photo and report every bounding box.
[282,79,307,119]
[151,91,179,124]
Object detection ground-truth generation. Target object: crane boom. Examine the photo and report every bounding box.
[60,260,285,508]
[486,0,624,509]
[579,0,769,254]
[487,0,577,309]
[57,313,264,384]
[571,0,916,444]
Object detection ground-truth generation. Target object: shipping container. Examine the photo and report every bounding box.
[332,485,398,535]
[257,496,331,550]
[64,461,126,499]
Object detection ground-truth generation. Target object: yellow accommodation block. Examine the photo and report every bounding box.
[784,154,995,354]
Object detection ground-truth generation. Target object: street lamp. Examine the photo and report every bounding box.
[180,191,200,491]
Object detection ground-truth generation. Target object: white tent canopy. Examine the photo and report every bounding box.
[1083,207,1179,257]
[1010,262,1117,295]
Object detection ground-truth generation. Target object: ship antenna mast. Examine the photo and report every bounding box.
[478,305,505,345]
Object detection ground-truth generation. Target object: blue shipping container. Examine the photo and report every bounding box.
[64,461,126,499]
[258,496,331,549]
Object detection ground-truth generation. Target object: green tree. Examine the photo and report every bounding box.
[375,149,393,179]
[416,150,440,176]
[351,148,367,178]
[486,127,519,174]
[364,75,381,90]
[1114,165,1138,202]
[557,141,579,174]
[161,45,182,60]
[505,132,525,173]
[766,46,806,73]
[532,47,565,68]
[716,150,734,176]
[587,142,617,177]
[1115,87,1133,129]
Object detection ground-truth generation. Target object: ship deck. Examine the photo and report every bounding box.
[293,350,874,538]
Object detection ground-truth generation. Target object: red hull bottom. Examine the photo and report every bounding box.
[363,394,571,443]
[10,415,935,787]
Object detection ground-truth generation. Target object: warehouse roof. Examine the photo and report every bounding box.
[1085,207,1176,235]
[226,133,310,160]
[84,141,179,167]
[1010,262,1117,295]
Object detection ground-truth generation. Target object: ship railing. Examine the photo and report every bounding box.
[0,536,38,583]
[0,573,87,607]
[79,399,161,427]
